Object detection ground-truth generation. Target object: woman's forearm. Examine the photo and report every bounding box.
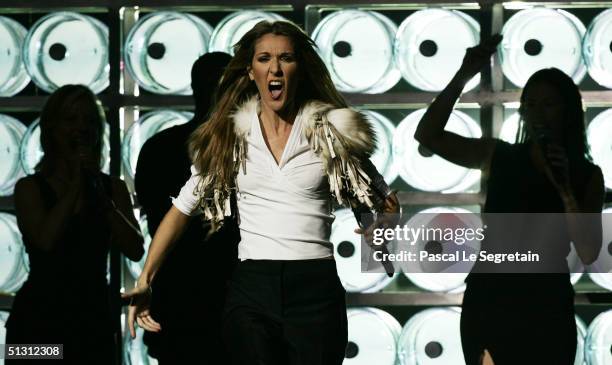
[138,206,191,286]
[565,215,601,265]
[562,195,602,265]
[414,72,469,145]
[16,180,80,252]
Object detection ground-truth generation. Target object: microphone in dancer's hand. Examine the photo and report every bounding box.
[81,166,111,210]
[356,209,395,277]
[533,124,567,184]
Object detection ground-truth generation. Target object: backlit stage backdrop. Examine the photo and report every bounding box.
[0,1,611,364]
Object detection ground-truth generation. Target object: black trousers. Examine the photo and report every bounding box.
[460,275,577,365]
[222,258,348,365]
[144,326,226,365]
[143,280,229,365]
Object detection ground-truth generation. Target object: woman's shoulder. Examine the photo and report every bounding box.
[584,159,603,175]
[16,173,42,184]
[15,174,39,194]
[488,139,522,163]
[576,159,604,187]
[301,99,376,154]
[104,174,129,193]
[494,139,524,152]
[14,173,56,211]
[569,160,605,207]
[15,173,49,195]
[233,96,259,137]
[569,155,601,175]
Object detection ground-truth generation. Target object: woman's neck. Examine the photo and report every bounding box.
[258,101,298,133]
[48,159,76,180]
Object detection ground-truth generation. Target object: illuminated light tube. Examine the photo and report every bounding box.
[345,307,401,365]
[583,9,612,89]
[125,12,213,95]
[0,212,29,294]
[0,16,30,96]
[498,8,586,87]
[209,11,286,55]
[312,10,400,94]
[394,8,480,92]
[23,12,109,93]
[0,114,26,196]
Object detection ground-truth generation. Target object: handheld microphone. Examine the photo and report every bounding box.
[533,125,566,184]
[81,166,112,210]
[353,206,395,277]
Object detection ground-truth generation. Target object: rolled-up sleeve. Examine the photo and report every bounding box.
[171,165,202,216]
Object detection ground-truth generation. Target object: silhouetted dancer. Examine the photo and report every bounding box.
[415,35,604,365]
[134,52,239,365]
[6,85,144,365]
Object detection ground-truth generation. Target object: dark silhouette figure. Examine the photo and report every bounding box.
[6,85,144,365]
[415,36,604,365]
[134,52,239,365]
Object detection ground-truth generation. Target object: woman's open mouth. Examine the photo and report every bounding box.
[268,80,284,100]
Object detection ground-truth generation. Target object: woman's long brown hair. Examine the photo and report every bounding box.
[38,84,105,175]
[188,20,347,193]
[517,67,592,165]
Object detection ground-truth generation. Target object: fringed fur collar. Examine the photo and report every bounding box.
[231,96,377,164]
[198,96,379,234]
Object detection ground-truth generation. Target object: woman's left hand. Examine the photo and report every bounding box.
[543,143,573,198]
[354,191,400,245]
[122,282,160,338]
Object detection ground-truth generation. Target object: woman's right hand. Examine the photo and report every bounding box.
[121,283,161,338]
[456,34,503,81]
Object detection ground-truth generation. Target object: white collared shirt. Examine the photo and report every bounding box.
[172,109,335,260]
